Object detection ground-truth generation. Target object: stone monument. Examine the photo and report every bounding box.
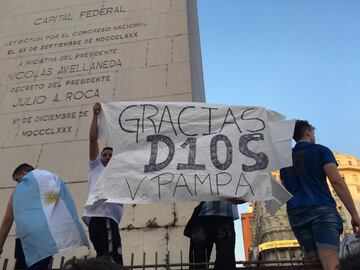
[0,0,204,267]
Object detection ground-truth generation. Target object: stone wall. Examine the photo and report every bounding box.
[0,0,204,267]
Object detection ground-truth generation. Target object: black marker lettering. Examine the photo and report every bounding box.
[124,176,147,200]
[119,105,140,143]
[219,108,242,133]
[194,174,213,195]
[177,106,198,136]
[177,138,206,170]
[151,172,174,199]
[201,107,218,136]
[144,135,175,173]
[235,173,254,196]
[173,174,193,196]
[241,108,265,132]
[158,105,177,135]
[215,172,232,195]
[140,104,158,134]
[210,134,233,170]
[239,133,268,172]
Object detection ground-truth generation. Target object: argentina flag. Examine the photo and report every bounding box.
[13,169,89,267]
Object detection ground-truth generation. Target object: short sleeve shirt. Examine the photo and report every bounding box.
[280,141,337,210]
[82,155,123,225]
[199,200,239,220]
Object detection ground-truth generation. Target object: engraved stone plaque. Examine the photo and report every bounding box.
[0,0,204,266]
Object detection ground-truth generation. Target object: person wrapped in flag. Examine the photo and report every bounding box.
[0,163,89,269]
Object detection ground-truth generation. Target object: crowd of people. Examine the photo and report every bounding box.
[0,103,359,270]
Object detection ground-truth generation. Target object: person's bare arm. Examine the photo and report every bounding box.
[89,103,101,161]
[0,193,14,255]
[324,163,360,235]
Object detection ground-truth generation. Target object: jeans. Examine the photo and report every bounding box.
[288,205,343,258]
[14,238,52,270]
[189,216,236,270]
[89,217,123,265]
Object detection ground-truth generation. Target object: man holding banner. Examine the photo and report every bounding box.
[85,101,295,267]
[0,163,88,269]
[82,103,124,265]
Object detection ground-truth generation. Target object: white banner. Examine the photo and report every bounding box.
[86,102,293,205]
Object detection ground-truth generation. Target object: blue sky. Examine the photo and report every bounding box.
[197,0,360,260]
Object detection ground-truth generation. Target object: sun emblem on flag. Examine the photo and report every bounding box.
[44,191,60,204]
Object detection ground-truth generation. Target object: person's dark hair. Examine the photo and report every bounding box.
[101,147,113,153]
[12,163,34,181]
[62,257,123,270]
[293,120,315,142]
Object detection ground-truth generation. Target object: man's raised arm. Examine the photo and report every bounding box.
[89,103,101,161]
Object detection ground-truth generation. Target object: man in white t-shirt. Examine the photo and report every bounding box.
[83,103,124,264]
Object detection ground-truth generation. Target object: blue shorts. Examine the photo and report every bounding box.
[288,205,343,258]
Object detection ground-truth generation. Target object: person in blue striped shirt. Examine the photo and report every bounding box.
[187,198,244,270]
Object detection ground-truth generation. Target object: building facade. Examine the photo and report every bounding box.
[333,153,360,236]
[241,212,256,260]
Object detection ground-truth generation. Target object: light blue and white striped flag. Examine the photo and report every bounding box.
[13,169,89,267]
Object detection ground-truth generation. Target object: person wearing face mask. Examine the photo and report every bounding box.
[82,103,124,265]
